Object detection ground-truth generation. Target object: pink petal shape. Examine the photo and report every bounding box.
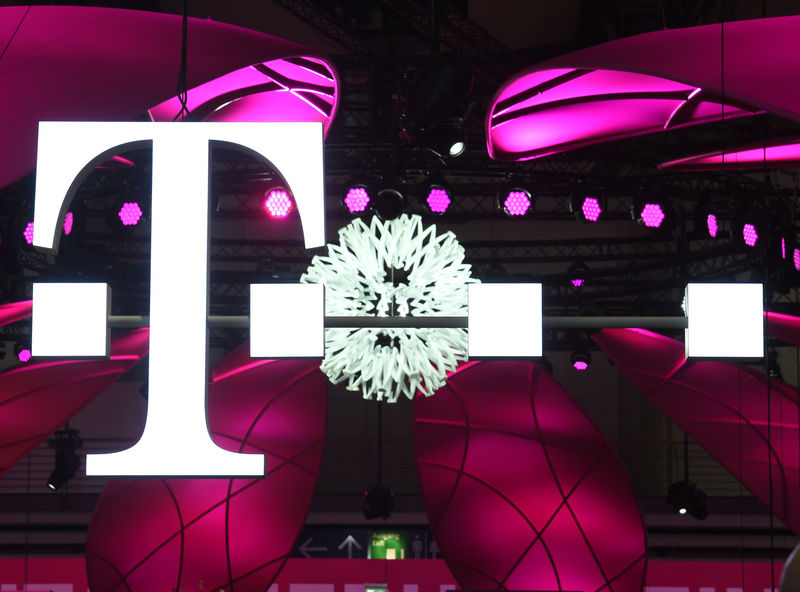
[414,361,646,591]
[86,349,327,592]
[594,328,800,534]
[0,299,32,326]
[0,328,149,476]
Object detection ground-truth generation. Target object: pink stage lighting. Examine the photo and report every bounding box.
[23,222,34,245]
[794,248,800,271]
[581,196,602,222]
[63,212,74,236]
[707,214,718,238]
[426,188,451,214]
[781,237,787,259]
[344,186,370,213]
[571,278,585,288]
[118,202,143,226]
[503,189,531,216]
[18,348,31,363]
[264,189,292,218]
[743,223,759,247]
[640,203,665,228]
[573,360,589,371]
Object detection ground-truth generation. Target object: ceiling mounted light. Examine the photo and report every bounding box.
[632,194,676,232]
[372,188,405,221]
[500,187,532,217]
[344,183,371,214]
[47,426,82,491]
[264,187,293,218]
[568,260,589,289]
[667,479,708,520]
[424,175,452,214]
[732,206,766,249]
[15,343,31,363]
[570,193,603,223]
[571,350,591,371]
[118,202,143,226]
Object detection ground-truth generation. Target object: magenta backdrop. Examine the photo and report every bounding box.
[414,361,647,591]
[85,349,327,592]
[594,328,800,535]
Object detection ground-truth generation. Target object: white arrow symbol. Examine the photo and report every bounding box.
[337,534,363,558]
[298,536,328,558]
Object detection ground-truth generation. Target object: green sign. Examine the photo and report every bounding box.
[369,532,406,559]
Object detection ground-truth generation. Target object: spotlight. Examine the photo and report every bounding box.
[501,188,532,217]
[571,351,591,371]
[118,202,143,226]
[373,188,405,220]
[767,347,783,380]
[695,199,726,239]
[23,222,34,245]
[742,223,759,247]
[568,260,589,289]
[63,212,74,236]
[570,194,603,223]
[14,343,31,363]
[733,207,766,249]
[667,480,708,520]
[264,187,293,218]
[632,196,675,232]
[47,427,81,491]
[706,213,719,238]
[362,484,394,519]
[794,248,800,271]
[344,184,371,214]
[423,177,452,214]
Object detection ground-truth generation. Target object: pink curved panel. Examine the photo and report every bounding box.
[0,5,339,189]
[766,312,800,346]
[593,328,800,534]
[0,300,32,326]
[414,361,646,591]
[86,349,327,592]
[659,137,800,171]
[487,16,800,160]
[0,328,149,475]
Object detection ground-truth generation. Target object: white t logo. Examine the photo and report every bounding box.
[32,122,325,476]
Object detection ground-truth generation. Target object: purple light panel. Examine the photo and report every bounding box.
[640,203,665,228]
[782,237,787,259]
[23,222,34,245]
[265,189,292,218]
[573,359,589,371]
[743,223,759,247]
[707,213,718,238]
[504,190,531,216]
[581,196,602,221]
[571,278,585,288]
[118,202,143,226]
[794,249,800,271]
[426,188,451,213]
[63,212,73,236]
[17,349,31,363]
[344,186,370,213]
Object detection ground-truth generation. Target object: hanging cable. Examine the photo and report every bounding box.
[173,0,190,121]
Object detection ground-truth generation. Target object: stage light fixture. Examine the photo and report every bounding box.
[63,212,74,236]
[571,194,602,222]
[732,207,767,250]
[571,350,591,371]
[344,184,371,214]
[794,248,800,271]
[425,187,451,213]
[501,188,532,217]
[667,479,708,520]
[47,426,82,491]
[632,196,675,232]
[707,213,719,238]
[23,222,34,245]
[118,202,143,226]
[362,484,394,519]
[568,260,589,289]
[264,187,293,218]
[17,348,31,363]
[373,188,405,220]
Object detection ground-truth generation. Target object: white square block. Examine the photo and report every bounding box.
[685,283,763,358]
[251,283,324,358]
[32,283,110,357]
[468,283,542,358]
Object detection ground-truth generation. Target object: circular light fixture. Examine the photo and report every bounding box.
[632,195,676,232]
[344,184,371,214]
[571,193,603,223]
[571,351,591,371]
[118,202,143,226]
[373,188,405,220]
[501,188,532,217]
[448,140,466,157]
[264,188,293,218]
[425,183,452,214]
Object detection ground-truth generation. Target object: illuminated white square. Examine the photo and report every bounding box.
[468,283,542,358]
[32,283,109,357]
[685,283,763,358]
[251,283,324,358]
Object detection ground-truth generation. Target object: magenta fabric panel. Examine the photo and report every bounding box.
[487,16,800,161]
[86,350,327,592]
[766,312,800,347]
[0,328,149,476]
[0,5,339,189]
[593,328,800,534]
[0,300,32,327]
[659,137,800,171]
[414,361,647,591]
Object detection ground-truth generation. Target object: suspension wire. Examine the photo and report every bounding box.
[173,0,190,121]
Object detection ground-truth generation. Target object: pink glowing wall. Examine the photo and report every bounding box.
[86,348,327,592]
[0,328,149,476]
[487,16,800,161]
[659,137,800,171]
[594,328,800,535]
[0,5,339,190]
[0,300,32,326]
[414,361,647,592]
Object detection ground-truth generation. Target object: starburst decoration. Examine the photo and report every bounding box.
[301,214,477,402]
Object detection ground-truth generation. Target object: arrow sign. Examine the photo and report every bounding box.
[337,534,363,558]
[298,536,328,558]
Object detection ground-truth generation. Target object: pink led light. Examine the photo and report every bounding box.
[573,360,589,371]
[743,223,759,247]
[63,212,73,236]
[581,196,602,222]
[118,202,143,226]
[640,203,665,228]
[504,190,531,216]
[23,222,34,245]
[427,188,451,213]
[571,278,584,288]
[264,189,292,218]
[707,213,718,238]
[18,349,31,363]
[781,237,787,259]
[794,248,800,271]
[344,186,370,213]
